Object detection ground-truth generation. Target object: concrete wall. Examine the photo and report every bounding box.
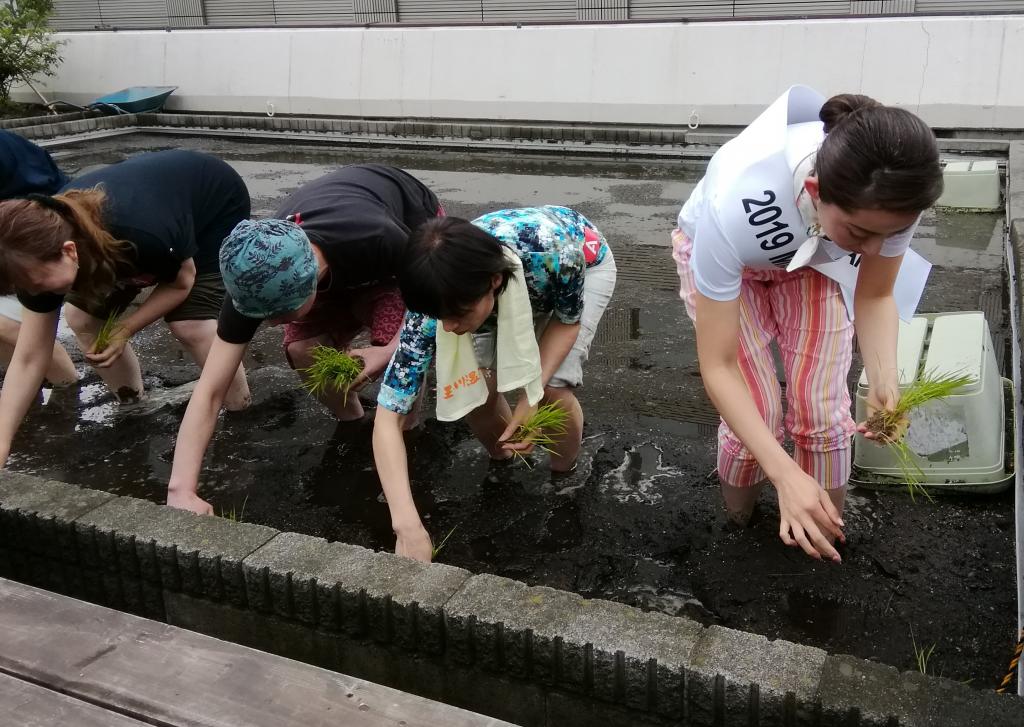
[1007,142,1024,697]
[15,14,1024,129]
[1,471,1021,726]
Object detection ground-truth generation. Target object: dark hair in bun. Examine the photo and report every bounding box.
[815,93,943,213]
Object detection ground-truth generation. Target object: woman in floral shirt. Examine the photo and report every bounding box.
[374,205,617,561]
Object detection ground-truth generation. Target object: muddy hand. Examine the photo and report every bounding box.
[395,523,433,562]
[166,489,214,516]
[347,345,392,391]
[499,396,538,454]
[775,468,844,563]
[86,329,129,368]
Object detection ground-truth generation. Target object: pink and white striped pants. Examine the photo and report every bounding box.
[671,229,856,491]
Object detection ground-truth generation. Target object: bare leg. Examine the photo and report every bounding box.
[720,481,764,527]
[168,319,250,411]
[0,314,78,386]
[65,304,144,401]
[286,335,362,420]
[543,385,583,472]
[465,369,513,460]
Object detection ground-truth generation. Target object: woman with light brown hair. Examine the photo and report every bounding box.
[0,148,251,466]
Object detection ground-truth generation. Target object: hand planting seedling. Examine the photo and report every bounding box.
[300,345,365,405]
[506,401,570,467]
[92,309,124,354]
[863,369,975,501]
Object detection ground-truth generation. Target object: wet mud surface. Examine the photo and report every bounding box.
[9,134,1017,686]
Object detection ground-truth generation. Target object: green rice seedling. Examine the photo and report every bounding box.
[910,628,936,675]
[506,401,570,467]
[92,309,124,354]
[300,345,364,404]
[431,525,458,559]
[219,495,249,523]
[864,369,975,501]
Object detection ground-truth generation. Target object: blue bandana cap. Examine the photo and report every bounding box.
[220,218,318,319]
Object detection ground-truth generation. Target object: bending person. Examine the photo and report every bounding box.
[167,164,442,514]
[0,130,77,386]
[373,206,617,562]
[671,86,943,562]
[0,149,252,466]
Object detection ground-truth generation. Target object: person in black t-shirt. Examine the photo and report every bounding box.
[167,164,441,515]
[0,132,77,387]
[0,149,251,467]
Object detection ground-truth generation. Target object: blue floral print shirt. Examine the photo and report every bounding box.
[378,205,609,415]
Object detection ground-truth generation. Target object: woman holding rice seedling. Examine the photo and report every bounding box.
[0,131,77,387]
[167,164,442,515]
[373,206,617,561]
[0,149,251,466]
[672,85,942,563]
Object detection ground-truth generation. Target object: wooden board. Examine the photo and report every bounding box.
[0,578,514,727]
[0,673,151,727]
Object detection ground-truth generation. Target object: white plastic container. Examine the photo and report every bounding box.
[853,312,1007,487]
[935,160,1001,211]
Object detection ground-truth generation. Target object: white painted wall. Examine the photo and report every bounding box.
[16,15,1024,128]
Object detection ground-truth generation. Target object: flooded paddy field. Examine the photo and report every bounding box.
[8,133,1016,686]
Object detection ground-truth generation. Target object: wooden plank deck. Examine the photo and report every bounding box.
[0,578,515,727]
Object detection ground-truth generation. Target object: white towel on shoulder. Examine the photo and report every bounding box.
[435,247,544,422]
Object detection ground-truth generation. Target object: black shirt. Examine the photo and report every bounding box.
[217,164,440,344]
[19,149,249,313]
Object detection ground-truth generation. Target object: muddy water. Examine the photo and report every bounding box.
[11,134,1016,685]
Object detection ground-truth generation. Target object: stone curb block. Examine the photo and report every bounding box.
[240,531,471,655]
[4,473,1024,725]
[688,625,824,726]
[443,573,703,719]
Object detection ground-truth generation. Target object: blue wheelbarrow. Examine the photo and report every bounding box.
[39,86,178,115]
[89,86,178,114]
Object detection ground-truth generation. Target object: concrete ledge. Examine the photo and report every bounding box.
[2,472,1022,726]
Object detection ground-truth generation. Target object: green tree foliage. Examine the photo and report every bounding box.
[0,0,62,105]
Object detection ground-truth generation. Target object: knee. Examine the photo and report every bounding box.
[168,320,208,349]
[63,305,94,335]
[285,340,315,370]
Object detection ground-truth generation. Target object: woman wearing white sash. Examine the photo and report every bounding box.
[373,206,616,562]
[672,87,942,563]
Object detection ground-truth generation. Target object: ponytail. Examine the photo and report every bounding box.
[815,93,943,213]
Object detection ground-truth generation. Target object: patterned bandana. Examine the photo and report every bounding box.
[219,218,318,319]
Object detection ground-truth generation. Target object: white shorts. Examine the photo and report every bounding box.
[471,248,617,388]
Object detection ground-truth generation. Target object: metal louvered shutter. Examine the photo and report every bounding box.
[49,0,103,30]
[481,0,576,21]
[578,0,629,20]
[629,1,736,20]
[167,0,205,26]
[851,0,915,12]
[203,0,277,26]
[353,0,396,22]
[92,0,167,27]
[916,1,1022,11]
[273,0,357,24]
[732,1,852,17]
[397,0,482,23]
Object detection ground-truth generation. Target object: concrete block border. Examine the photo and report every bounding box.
[0,471,1019,726]
[5,110,1011,160]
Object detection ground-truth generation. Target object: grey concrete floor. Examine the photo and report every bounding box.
[11,133,1017,686]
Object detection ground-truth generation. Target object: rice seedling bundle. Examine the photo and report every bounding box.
[507,401,570,466]
[300,345,364,404]
[93,309,124,354]
[863,370,975,501]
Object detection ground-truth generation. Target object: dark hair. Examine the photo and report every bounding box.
[815,93,943,213]
[399,216,516,320]
[0,187,130,300]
